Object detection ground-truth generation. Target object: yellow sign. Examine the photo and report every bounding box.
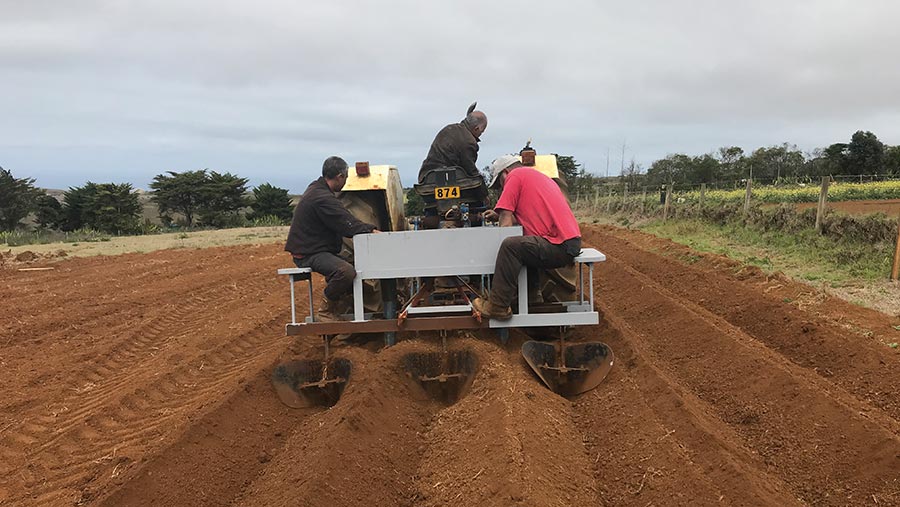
[434,186,461,199]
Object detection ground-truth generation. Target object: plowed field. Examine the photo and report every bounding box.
[2,225,898,507]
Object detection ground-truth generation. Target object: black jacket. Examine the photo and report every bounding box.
[418,122,480,182]
[284,177,376,257]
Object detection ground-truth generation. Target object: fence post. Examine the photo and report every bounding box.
[743,179,752,214]
[663,184,672,221]
[641,187,647,215]
[622,183,628,208]
[605,188,613,213]
[815,176,830,233]
[593,186,599,213]
[891,216,900,281]
[700,183,707,206]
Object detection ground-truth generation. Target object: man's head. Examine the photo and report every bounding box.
[322,156,349,192]
[463,102,488,139]
[488,155,523,189]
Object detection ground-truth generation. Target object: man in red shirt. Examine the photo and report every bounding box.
[472,155,582,320]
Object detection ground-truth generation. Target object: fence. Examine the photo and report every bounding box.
[572,177,900,280]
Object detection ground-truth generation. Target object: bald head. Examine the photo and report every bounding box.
[464,110,488,138]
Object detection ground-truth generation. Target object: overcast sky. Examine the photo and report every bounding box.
[2,0,899,192]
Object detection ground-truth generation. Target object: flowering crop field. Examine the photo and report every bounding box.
[680,180,900,204]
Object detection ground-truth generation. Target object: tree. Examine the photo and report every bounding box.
[61,182,141,233]
[884,145,900,175]
[557,155,581,183]
[747,144,805,181]
[717,146,746,181]
[198,171,249,227]
[0,166,43,231]
[686,154,721,183]
[646,154,693,186]
[87,183,142,233]
[846,130,884,174]
[150,170,209,226]
[247,183,293,223]
[819,143,850,175]
[619,159,644,189]
[405,188,425,216]
[34,194,63,229]
[556,155,594,197]
[61,183,97,231]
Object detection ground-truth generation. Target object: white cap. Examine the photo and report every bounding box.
[488,155,520,189]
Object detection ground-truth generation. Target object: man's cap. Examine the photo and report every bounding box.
[488,155,520,189]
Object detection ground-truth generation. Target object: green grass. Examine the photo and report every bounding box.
[641,218,893,286]
[0,228,112,247]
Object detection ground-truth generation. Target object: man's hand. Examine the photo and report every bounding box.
[372,229,382,234]
[482,209,499,223]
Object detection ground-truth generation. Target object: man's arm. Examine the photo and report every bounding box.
[316,196,376,237]
[498,210,515,227]
[459,139,480,178]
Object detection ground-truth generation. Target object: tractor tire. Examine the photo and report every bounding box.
[338,192,385,314]
[539,265,578,303]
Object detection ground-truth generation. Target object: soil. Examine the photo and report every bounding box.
[790,198,900,216]
[1,225,899,507]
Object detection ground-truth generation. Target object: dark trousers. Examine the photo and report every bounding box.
[294,252,356,301]
[490,236,576,308]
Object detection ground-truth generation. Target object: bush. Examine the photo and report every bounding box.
[248,215,288,227]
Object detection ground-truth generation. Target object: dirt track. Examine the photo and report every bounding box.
[1,225,899,506]
[792,198,900,216]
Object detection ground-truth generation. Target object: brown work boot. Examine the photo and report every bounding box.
[316,296,340,323]
[472,297,512,320]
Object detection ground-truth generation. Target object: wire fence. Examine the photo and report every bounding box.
[573,175,900,207]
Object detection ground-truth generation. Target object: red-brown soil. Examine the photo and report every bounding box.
[1,225,899,507]
[791,198,900,216]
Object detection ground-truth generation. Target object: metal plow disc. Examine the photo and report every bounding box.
[402,350,479,405]
[271,358,352,408]
[522,341,614,397]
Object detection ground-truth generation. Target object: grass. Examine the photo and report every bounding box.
[3,226,289,259]
[642,218,892,285]
[633,217,900,316]
[0,228,112,246]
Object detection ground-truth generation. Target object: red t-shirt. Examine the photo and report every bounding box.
[494,167,580,244]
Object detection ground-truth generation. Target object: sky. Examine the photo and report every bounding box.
[2,0,899,193]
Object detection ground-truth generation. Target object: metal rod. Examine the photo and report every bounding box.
[589,263,595,309]
[578,263,584,304]
[517,267,528,315]
[320,334,332,383]
[289,275,297,325]
[558,326,567,369]
[455,276,481,297]
[307,278,314,323]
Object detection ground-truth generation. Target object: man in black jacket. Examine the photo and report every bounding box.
[417,102,488,183]
[285,156,379,320]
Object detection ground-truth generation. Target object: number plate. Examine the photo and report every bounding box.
[434,186,461,199]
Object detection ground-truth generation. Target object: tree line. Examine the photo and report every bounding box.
[562,130,900,196]
[0,167,294,234]
[4,129,898,233]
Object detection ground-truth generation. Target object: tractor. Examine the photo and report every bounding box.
[273,152,612,408]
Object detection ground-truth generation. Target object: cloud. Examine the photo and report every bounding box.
[1,0,899,191]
